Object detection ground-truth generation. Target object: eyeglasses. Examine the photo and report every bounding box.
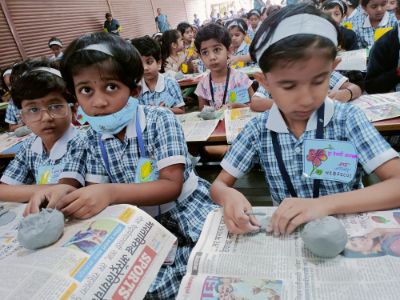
[21,103,70,122]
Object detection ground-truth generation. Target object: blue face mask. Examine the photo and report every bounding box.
[77,97,138,135]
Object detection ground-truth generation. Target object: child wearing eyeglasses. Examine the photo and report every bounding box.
[0,58,85,203]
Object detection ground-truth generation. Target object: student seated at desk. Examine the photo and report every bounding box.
[211,4,400,236]
[250,71,362,112]
[225,19,253,68]
[0,59,84,203]
[3,67,24,131]
[132,36,185,114]
[194,24,254,110]
[25,32,217,299]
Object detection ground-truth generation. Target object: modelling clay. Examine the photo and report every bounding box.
[14,126,32,137]
[198,106,217,120]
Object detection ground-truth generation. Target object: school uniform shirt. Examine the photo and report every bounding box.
[365,25,400,93]
[253,71,348,98]
[164,52,186,73]
[103,18,120,35]
[247,23,261,42]
[1,125,86,186]
[71,105,216,298]
[221,98,398,205]
[342,5,365,28]
[49,52,64,62]
[339,26,359,51]
[352,11,398,48]
[195,68,253,109]
[5,100,22,125]
[231,41,254,67]
[139,73,185,108]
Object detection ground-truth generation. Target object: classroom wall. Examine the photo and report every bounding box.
[0,0,208,69]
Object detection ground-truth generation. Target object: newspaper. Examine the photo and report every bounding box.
[0,203,176,300]
[351,92,400,122]
[336,49,367,71]
[177,111,222,142]
[224,107,259,144]
[177,207,400,300]
[0,132,33,154]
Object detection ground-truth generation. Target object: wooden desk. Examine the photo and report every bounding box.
[373,117,400,132]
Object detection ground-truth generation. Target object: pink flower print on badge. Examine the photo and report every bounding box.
[307,149,328,176]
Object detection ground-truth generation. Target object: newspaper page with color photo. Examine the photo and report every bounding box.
[177,207,400,300]
[351,92,400,122]
[0,203,176,299]
[224,107,259,144]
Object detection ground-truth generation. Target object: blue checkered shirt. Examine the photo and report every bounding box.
[5,100,22,125]
[221,98,398,204]
[139,74,184,108]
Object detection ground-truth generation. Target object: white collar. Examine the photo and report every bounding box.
[248,23,260,33]
[265,97,335,133]
[101,105,147,140]
[31,125,77,160]
[363,11,390,28]
[141,73,165,94]
[236,41,247,53]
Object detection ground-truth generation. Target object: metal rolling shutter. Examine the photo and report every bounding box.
[152,0,188,29]
[183,0,207,25]
[110,0,156,39]
[7,0,109,60]
[0,6,22,68]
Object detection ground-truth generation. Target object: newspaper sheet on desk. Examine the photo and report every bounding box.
[224,107,258,144]
[0,132,33,153]
[177,111,221,142]
[0,203,176,300]
[335,49,367,71]
[177,207,400,300]
[351,92,400,122]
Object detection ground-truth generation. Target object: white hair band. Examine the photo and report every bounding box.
[29,67,62,78]
[255,14,338,62]
[227,20,245,32]
[3,69,12,77]
[82,44,113,56]
[49,40,62,47]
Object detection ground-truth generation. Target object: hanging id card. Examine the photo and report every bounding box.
[228,87,250,104]
[37,163,65,185]
[135,158,158,183]
[303,139,358,183]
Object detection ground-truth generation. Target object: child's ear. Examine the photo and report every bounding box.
[332,57,341,70]
[253,72,271,93]
[131,85,142,98]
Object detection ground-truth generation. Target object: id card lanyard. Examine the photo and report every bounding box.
[270,103,325,199]
[209,67,231,107]
[99,109,162,218]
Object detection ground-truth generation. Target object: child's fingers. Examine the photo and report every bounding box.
[285,214,305,235]
[59,192,83,216]
[70,205,91,219]
[25,194,45,216]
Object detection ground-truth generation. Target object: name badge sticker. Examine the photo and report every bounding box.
[303,139,358,183]
[37,163,65,185]
[228,87,250,104]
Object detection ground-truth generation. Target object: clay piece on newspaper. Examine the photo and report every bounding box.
[14,125,32,137]
[198,106,217,120]
[301,216,348,258]
[18,208,64,250]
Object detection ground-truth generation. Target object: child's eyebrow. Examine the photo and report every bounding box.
[200,43,224,52]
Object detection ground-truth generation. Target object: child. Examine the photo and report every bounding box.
[365,22,400,93]
[352,0,397,48]
[211,4,400,236]
[5,66,24,131]
[132,36,185,114]
[321,0,359,50]
[342,0,364,27]
[1,68,12,102]
[27,32,216,299]
[48,37,63,62]
[177,22,200,74]
[226,19,253,68]
[247,9,261,42]
[0,58,84,203]
[194,24,254,110]
[250,70,362,112]
[160,29,186,76]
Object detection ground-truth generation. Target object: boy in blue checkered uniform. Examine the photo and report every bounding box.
[351,0,397,48]
[26,33,217,299]
[211,4,400,236]
[250,71,361,112]
[0,59,85,204]
[5,99,23,131]
[132,36,185,114]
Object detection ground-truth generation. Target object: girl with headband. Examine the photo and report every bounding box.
[247,9,262,42]
[211,4,400,236]
[226,19,253,68]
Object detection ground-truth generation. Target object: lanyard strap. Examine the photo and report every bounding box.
[271,103,325,199]
[209,67,231,106]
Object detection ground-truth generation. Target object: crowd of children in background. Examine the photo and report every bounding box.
[1,0,400,299]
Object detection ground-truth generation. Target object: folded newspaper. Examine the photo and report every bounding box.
[224,107,259,144]
[0,203,176,299]
[351,92,400,122]
[177,207,400,300]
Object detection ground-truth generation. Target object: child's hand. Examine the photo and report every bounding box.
[268,198,330,236]
[228,56,242,67]
[222,189,260,234]
[328,89,352,102]
[57,184,112,219]
[24,184,77,216]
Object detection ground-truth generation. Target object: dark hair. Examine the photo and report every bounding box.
[250,4,339,72]
[266,5,281,16]
[247,8,261,18]
[105,12,112,18]
[177,22,193,36]
[321,0,347,16]
[61,32,143,96]
[160,29,181,72]
[345,0,359,8]
[194,23,231,53]
[131,36,161,61]
[225,18,248,34]
[48,37,62,48]
[10,58,71,109]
